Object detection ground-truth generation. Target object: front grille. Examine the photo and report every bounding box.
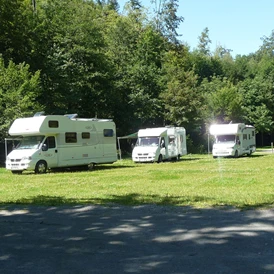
[216,151,229,155]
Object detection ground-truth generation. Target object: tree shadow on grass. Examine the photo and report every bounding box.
[3,193,274,210]
[15,164,137,175]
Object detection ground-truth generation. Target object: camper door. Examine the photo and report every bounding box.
[41,136,58,168]
[160,136,167,159]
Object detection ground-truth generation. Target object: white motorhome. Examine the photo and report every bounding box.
[132,126,187,163]
[209,123,256,158]
[5,114,117,174]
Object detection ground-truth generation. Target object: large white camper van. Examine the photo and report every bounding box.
[209,123,256,158]
[6,114,117,174]
[132,126,187,163]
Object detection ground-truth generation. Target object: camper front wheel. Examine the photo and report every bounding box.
[157,155,163,163]
[35,160,47,174]
[234,150,239,158]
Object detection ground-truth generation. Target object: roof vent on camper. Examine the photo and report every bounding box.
[33,111,45,117]
[64,114,78,119]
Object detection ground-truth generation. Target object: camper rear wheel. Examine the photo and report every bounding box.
[35,160,47,174]
[88,163,95,171]
[157,154,163,163]
[177,154,181,161]
[11,170,23,175]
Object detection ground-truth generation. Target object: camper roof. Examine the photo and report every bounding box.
[138,127,167,137]
[209,123,246,135]
[8,115,115,136]
[9,116,48,136]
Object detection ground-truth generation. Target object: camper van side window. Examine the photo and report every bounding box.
[243,134,247,140]
[104,129,114,137]
[82,132,90,139]
[65,132,77,143]
[45,136,56,148]
[169,136,175,144]
[49,120,59,128]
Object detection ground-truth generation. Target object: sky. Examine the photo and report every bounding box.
[118,0,274,57]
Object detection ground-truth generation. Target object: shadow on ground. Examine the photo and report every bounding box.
[0,204,274,273]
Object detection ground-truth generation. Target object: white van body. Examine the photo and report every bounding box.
[6,114,117,174]
[209,123,256,158]
[132,127,187,163]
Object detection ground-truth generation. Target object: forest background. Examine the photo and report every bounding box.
[1,0,274,155]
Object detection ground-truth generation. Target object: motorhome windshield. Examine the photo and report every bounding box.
[136,137,160,146]
[216,135,235,143]
[16,135,45,149]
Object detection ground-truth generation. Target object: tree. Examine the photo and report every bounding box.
[190,51,223,83]
[161,46,202,130]
[0,0,34,65]
[104,5,166,134]
[197,27,211,55]
[30,0,114,118]
[238,76,274,145]
[0,57,41,140]
[201,76,243,124]
[258,30,274,56]
[151,0,184,43]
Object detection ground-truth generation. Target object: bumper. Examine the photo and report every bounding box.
[6,160,34,171]
[132,156,156,162]
[212,150,235,157]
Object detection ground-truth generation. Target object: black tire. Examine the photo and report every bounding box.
[35,160,47,174]
[157,154,163,163]
[11,170,23,175]
[234,150,239,158]
[88,163,95,171]
[177,154,181,161]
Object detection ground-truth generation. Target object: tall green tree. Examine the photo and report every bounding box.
[238,76,274,144]
[30,0,113,118]
[190,51,223,83]
[161,46,202,130]
[197,27,211,55]
[201,76,243,124]
[0,0,34,65]
[104,4,166,134]
[151,0,183,43]
[0,57,41,140]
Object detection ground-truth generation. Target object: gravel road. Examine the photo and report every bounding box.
[1,205,274,274]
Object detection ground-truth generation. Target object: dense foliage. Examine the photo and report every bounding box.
[1,0,274,150]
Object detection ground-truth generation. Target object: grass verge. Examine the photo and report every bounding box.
[1,152,274,209]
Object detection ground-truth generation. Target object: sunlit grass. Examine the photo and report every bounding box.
[1,151,274,209]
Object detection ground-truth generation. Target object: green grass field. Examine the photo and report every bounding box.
[1,151,274,209]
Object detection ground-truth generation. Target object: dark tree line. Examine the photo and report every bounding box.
[1,0,274,150]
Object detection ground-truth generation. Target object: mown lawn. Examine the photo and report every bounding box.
[1,152,274,209]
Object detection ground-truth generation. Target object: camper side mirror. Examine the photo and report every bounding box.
[42,143,48,151]
[161,141,165,148]
[237,140,241,145]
